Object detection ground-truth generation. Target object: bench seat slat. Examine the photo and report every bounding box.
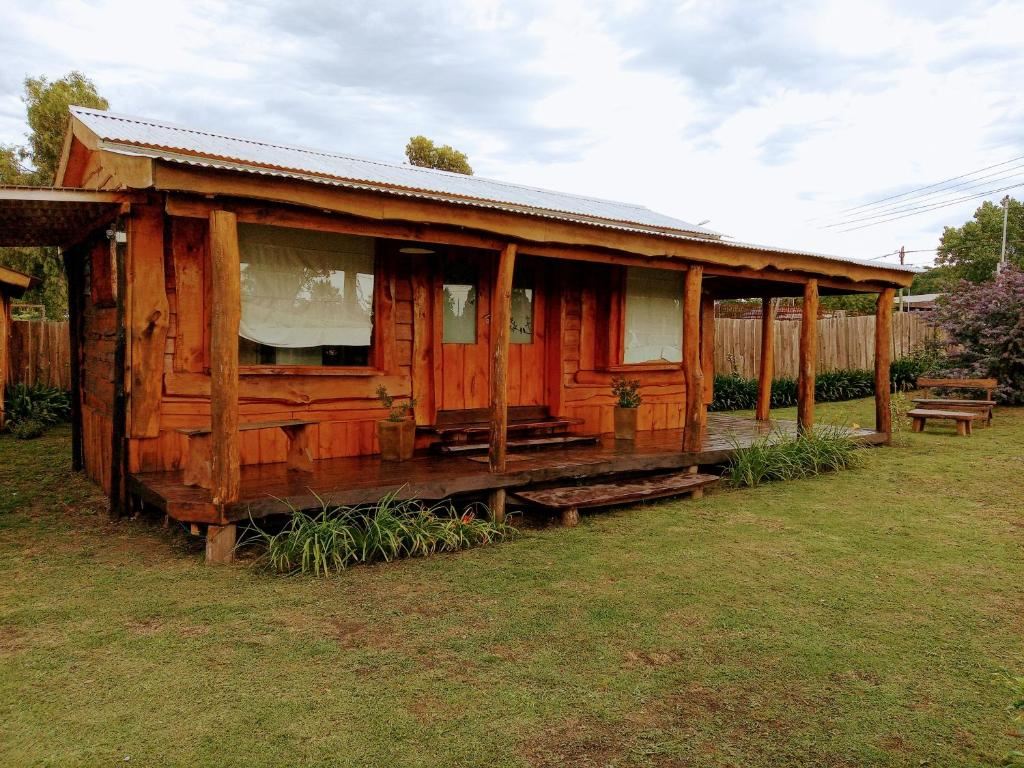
[906,408,982,419]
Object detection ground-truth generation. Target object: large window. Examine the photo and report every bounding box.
[622,266,683,364]
[442,260,478,344]
[238,224,375,367]
[510,270,534,344]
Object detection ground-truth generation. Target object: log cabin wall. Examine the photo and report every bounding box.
[553,260,687,435]
[80,236,117,493]
[125,212,416,474]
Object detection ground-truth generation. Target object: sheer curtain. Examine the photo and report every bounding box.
[623,267,684,363]
[238,224,375,349]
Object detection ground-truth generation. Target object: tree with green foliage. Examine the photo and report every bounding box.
[933,197,1023,284]
[0,72,108,319]
[404,135,473,175]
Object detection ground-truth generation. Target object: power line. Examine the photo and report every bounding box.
[833,153,1024,216]
[834,181,1024,232]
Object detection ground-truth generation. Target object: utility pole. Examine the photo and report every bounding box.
[898,245,905,312]
[998,195,1010,275]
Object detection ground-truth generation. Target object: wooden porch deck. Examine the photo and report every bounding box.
[130,413,885,524]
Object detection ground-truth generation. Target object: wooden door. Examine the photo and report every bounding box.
[507,257,547,406]
[437,251,491,411]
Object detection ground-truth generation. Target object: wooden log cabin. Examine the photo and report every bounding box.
[0,107,913,562]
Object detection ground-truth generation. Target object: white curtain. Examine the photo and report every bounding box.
[623,267,684,363]
[238,225,375,348]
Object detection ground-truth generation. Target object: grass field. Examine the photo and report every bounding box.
[1,397,1022,767]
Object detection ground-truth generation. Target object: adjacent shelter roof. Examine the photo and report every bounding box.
[0,264,38,298]
[0,187,135,247]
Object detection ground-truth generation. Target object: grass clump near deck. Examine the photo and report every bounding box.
[244,493,516,575]
[728,423,863,487]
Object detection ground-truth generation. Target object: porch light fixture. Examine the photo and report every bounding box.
[398,246,435,254]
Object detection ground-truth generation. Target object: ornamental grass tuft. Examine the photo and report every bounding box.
[241,492,516,576]
[727,424,863,488]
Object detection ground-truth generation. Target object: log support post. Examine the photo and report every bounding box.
[797,280,818,435]
[874,287,895,440]
[755,297,775,422]
[0,292,8,431]
[205,523,237,565]
[487,242,517,523]
[208,210,241,529]
[682,265,704,452]
[700,293,715,426]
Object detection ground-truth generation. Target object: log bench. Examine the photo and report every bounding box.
[177,419,316,489]
[512,471,720,527]
[915,377,998,426]
[906,408,982,437]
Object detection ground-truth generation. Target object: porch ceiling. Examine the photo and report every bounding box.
[704,273,877,299]
[0,187,141,247]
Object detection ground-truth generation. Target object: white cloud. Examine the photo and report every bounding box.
[1,0,1021,270]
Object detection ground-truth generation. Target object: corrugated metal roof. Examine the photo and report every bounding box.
[70,107,913,276]
[72,107,718,237]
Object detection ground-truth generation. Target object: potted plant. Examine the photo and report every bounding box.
[376,385,417,461]
[611,376,642,440]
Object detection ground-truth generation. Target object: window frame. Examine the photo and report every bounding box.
[235,234,387,376]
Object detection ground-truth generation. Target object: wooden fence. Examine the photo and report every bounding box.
[715,313,938,380]
[7,320,71,390]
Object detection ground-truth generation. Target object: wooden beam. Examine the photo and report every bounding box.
[700,294,715,421]
[682,265,705,452]
[755,298,775,421]
[63,248,85,470]
[874,287,895,439]
[488,243,517,481]
[208,210,241,508]
[797,280,818,434]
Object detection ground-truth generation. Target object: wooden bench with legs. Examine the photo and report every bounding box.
[512,471,720,527]
[421,405,596,455]
[177,419,316,489]
[906,408,982,437]
[913,377,997,426]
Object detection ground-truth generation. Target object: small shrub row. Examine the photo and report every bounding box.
[727,425,864,487]
[3,383,72,439]
[242,493,517,576]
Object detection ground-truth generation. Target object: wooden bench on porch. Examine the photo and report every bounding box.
[912,377,998,426]
[178,419,316,489]
[513,471,720,527]
[421,405,597,455]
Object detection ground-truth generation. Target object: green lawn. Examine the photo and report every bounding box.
[1,397,1022,767]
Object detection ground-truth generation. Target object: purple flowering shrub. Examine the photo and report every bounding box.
[934,266,1024,404]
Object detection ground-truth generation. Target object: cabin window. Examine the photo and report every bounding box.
[442,260,477,344]
[622,266,683,364]
[237,224,375,367]
[510,270,534,344]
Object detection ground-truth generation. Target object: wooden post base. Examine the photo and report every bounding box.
[690,487,704,500]
[957,420,971,437]
[205,524,236,564]
[488,488,507,524]
[560,507,580,527]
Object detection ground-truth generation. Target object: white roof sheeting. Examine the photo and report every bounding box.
[71,107,913,275]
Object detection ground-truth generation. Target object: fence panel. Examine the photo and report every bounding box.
[714,313,937,380]
[7,320,71,390]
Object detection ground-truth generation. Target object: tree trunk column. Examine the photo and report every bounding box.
[797,280,818,434]
[682,266,705,452]
[700,293,715,426]
[488,242,517,523]
[0,293,9,430]
[208,210,241,520]
[755,297,775,422]
[874,287,895,440]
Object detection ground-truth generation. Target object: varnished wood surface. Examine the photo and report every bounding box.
[513,472,720,511]
[130,414,886,524]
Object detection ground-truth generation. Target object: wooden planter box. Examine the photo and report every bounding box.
[378,419,416,461]
[614,406,638,440]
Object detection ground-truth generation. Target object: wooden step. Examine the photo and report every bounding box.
[512,472,720,526]
[432,434,600,455]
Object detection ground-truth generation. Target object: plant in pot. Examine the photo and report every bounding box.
[611,376,642,440]
[376,385,417,461]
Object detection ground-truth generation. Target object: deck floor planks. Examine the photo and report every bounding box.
[129,414,885,523]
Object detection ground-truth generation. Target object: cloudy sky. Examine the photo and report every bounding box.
[2,0,1022,268]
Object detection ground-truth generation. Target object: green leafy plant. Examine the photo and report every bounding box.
[889,338,948,391]
[727,425,863,488]
[375,385,417,422]
[3,383,71,433]
[241,492,517,576]
[611,377,642,408]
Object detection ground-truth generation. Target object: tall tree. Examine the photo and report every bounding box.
[933,197,1023,284]
[0,72,108,318]
[404,135,473,175]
